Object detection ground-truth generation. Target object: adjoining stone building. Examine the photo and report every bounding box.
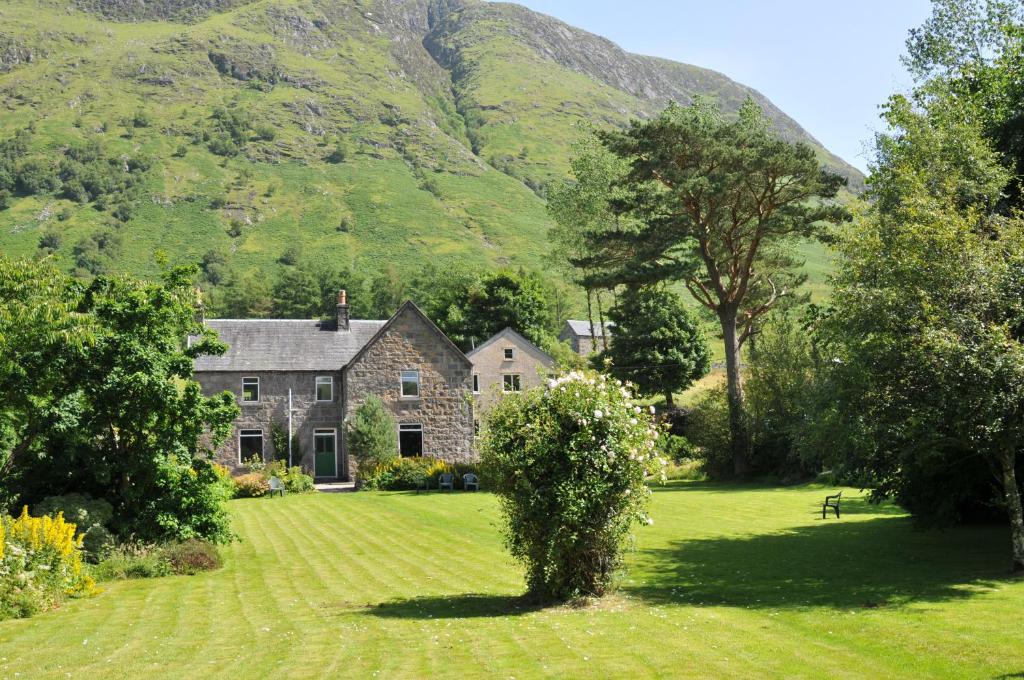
[192,293,474,481]
[559,320,614,357]
[467,327,555,425]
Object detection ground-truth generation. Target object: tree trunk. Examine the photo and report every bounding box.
[595,290,609,353]
[665,391,675,408]
[719,308,749,477]
[585,288,596,349]
[998,448,1024,572]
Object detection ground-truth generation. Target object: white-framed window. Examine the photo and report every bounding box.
[503,347,515,360]
[399,422,423,457]
[315,375,333,402]
[401,369,420,398]
[242,377,260,402]
[503,374,522,393]
[472,373,480,393]
[238,428,264,464]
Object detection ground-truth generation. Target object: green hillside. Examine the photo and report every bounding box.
[0,0,860,301]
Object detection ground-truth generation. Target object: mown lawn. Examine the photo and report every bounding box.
[1,483,1022,679]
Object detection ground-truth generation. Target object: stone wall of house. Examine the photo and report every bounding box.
[470,337,553,420]
[344,307,475,465]
[194,370,344,476]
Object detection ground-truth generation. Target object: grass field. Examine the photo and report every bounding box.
[2,482,1021,679]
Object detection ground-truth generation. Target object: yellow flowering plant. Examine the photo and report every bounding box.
[0,507,96,620]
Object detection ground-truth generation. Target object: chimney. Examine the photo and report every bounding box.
[336,289,349,331]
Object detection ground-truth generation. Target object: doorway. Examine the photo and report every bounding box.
[399,423,423,457]
[313,429,337,478]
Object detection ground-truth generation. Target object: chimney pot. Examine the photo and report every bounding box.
[336,289,349,331]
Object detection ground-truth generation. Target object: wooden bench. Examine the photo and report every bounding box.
[822,491,841,519]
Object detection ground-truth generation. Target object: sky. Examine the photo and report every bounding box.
[501,0,935,173]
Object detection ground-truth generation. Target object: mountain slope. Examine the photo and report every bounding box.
[0,0,861,290]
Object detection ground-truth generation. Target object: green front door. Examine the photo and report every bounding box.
[313,429,337,478]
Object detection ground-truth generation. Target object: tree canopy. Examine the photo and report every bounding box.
[594,286,710,406]
[0,257,239,542]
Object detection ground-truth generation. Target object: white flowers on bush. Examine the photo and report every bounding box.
[483,369,666,600]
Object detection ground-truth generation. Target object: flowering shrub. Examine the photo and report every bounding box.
[232,473,270,498]
[363,457,481,490]
[481,370,664,601]
[0,507,96,620]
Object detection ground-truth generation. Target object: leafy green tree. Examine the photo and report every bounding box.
[903,0,1024,206]
[462,270,554,350]
[313,265,374,320]
[547,134,628,347]
[822,92,1024,571]
[743,313,827,478]
[211,269,272,318]
[271,267,320,318]
[594,286,710,407]
[346,396,398,485]
[0,258,240,542]
[576,100,847,475]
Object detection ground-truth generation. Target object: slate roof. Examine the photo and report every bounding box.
[466,327,555,366]
[193,319,387,372]
[564,320,615,338]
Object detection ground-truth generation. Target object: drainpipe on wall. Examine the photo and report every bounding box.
[288,388,293,468]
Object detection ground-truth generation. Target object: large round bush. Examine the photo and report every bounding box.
[481,370,664,601]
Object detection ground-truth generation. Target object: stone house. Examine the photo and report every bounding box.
[559,320,614,357]
[467,328,556,426]
[192,293,475,481]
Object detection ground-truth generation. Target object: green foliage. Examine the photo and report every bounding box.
[594,286,710,406]
[90,543,171,581]
[481,370,663,600]
[460,269,555,350]
[683,385,733,479]
[743,313,829,479]
[325,142,348,164]
[33,493,115,561]
[91,539,221,581]
[821,72,1024,567]
[347,396,398,485]
[903,0,1024,207]
[262,461,315,493]
[270,421,288,461]
[0,257,240,544]
[362,457,480,491]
